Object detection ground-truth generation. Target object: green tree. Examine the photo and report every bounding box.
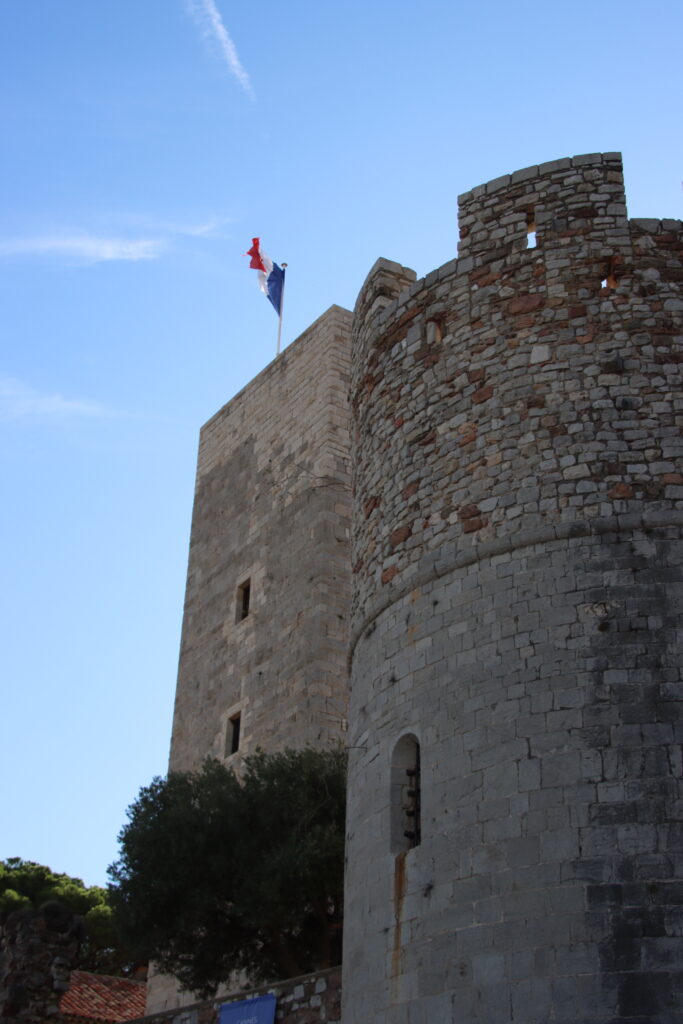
[0,858,134,976]
[108,747,347,996]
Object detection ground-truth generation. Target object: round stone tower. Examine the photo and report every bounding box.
[342,153,683,1022]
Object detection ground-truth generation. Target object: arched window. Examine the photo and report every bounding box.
[391,734,421,852]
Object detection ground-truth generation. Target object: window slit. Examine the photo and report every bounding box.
[391,734,421,852]
[227,712,241,755]
[602,255,619,290]
[403,748,421,847]
[236,579,251,622]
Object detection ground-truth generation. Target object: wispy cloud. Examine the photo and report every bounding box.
[0,235,163,265]
[0,377,110,422]
[176,217,232,238]
[186,0,255,99]
[121,214,234,239]
[0,214,234,267]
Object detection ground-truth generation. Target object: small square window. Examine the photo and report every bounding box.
[226,713,241,756]
[236,579,251,622]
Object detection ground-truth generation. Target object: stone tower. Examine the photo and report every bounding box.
[342,154,683,1022]
[169,305,353,774]
[147,306,352,1014]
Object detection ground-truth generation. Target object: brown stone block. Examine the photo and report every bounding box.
[655,351,683,364]
[364,495,381,518]
[472,385,493,405]
[458,503,481,521]
[381,566,399,584]
[508,294,545,315]
[389,523,413,548]
[459,430,477,447]
[361,372,379,396]
[608,483,634,499]
[470,269,502,286]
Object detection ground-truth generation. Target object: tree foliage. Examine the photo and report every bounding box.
[108,747,347,996]
[0,858,133,976]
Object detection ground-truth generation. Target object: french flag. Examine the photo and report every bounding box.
[246,238,285,317]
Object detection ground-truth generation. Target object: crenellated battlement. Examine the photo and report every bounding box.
[457,153,629,266]
[350,154,683,648]
[355,155,682,349]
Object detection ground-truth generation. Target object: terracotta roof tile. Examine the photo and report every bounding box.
[60,971,146,1022]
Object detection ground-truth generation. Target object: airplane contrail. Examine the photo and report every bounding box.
[186,0,255,99]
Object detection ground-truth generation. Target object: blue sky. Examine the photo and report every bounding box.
[2,0,682,889]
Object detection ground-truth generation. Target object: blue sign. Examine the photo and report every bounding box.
[219,993,276,1024]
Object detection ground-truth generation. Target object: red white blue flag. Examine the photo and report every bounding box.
[246,238,285,316]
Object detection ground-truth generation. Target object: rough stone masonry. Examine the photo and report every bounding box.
[343,152,683,1023]
[0,903,82,1024]
[168,304,353,775]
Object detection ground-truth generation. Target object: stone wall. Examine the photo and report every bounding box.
[343,153,683,1022]
[0,903,82,1024]
[135,968,340,1024]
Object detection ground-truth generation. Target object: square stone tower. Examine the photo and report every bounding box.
[147,305,353,1014]
[169,305,353,773]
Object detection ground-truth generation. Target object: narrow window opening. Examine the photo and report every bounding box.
[602,255,619,290]
[391,734,421,852]
[226,712,241,755]
[426,317,443,344]
[526,213,537,249]
[236,579,251,622]
[403,750,421,847]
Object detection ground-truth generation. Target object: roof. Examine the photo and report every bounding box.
[60,971,147,1023]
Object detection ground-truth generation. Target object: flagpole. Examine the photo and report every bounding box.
[276,263,287,357]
